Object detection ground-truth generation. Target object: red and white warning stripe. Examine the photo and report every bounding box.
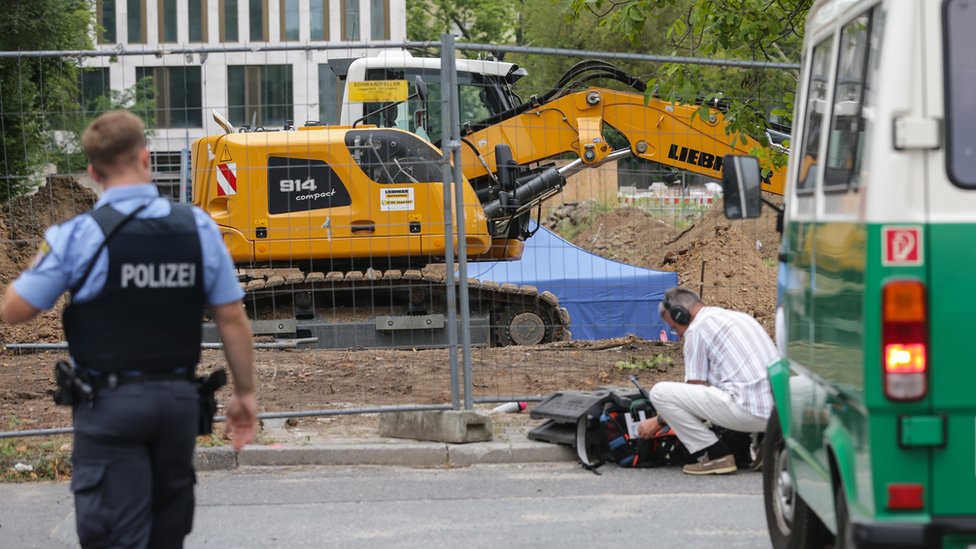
[216,162,238,196]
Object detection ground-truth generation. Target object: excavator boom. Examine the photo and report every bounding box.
[461,87,786,197]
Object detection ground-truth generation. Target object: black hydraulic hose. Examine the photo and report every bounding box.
[464,61,647,134]
[482,167,564,219]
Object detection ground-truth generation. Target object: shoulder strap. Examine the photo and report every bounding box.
[69,203,149,295]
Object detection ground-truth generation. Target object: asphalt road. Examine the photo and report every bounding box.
[0,464,770,548]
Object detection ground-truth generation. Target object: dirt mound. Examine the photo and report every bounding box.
[565,207,677,265]
[560,197,782,333]
[0,176,97,344]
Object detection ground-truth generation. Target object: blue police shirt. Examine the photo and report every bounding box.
[13,184,244,309]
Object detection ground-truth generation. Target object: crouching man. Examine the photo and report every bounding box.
[637,287,776,475]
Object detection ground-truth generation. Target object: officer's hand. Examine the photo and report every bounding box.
[637,416,662,440]
[225,392,258,451]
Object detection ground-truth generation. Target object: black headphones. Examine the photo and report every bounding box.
[664,300,691,326]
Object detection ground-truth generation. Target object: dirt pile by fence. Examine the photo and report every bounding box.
[550,197,782,332]
[0,176,97,344]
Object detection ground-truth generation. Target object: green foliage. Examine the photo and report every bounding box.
[52,78,157,173]
[0,0,92,201]
[510,0,686,97]
[565,0,811,171]
[615,353,673,371]
[407,0,520,46]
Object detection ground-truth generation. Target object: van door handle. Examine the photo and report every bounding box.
[351,222,375,234]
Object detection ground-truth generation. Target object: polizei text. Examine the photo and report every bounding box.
[120,263,196,289]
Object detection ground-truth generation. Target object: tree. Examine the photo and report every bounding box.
[511,0,687,97]
[0,0,91,201]
[565,0,812,165]
[54,77,157,173]
[407,0,520,47]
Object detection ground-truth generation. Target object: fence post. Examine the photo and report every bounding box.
[179,147,190,203]
[440,35,461,411]
[441,34,474,410]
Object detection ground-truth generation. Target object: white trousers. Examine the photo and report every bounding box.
[649,382,768,454]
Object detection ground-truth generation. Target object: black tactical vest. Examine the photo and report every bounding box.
[63,203,205,373]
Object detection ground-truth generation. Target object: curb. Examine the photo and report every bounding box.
[194,439,576,471]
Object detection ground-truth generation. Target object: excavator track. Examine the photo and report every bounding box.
[235,267,571,348]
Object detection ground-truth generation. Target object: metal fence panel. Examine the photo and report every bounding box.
[0,39,785,437]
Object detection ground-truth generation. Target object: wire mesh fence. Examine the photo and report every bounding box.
[0,34,789,438]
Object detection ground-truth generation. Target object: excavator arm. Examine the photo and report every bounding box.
[460,87,786,199]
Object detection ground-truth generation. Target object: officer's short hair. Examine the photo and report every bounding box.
[81,110,147,177]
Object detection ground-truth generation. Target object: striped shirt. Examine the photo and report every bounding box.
[683,306,777,419]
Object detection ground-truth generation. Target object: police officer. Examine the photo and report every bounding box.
[0,110,258,547]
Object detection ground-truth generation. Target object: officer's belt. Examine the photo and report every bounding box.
[81,368,195,390]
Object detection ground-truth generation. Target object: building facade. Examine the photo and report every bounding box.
[83,0,406,191]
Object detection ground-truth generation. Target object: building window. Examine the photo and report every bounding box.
[127,0,146,43]
[248,0,268,41]
[310,0,328,41]
[228,65,293,127]
[342,0,360,41]
[80,68,112,113]
[318,64,339,125]
[219,0,238,42]
[188,0,209,42]
[279,0,299,41]
[158,0,178,43]
[370,0,389,40]
[136,66,203,128]
[96,0,117,44]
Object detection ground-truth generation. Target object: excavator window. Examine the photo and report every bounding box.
[267,156,352,215]
[344,129,443,184]
[362,68,514,143]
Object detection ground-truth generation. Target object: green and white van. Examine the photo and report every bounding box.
[723,0,976,547]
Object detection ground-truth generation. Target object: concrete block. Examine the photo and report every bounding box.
[238,442,448,468]
[195,447,238,471]
[379,410,493,443]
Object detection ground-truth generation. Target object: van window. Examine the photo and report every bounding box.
[824,10,875,190]
[945,0,976,187]
[796,39,834,193]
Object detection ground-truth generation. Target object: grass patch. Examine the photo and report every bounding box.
[0,433,73,482]
[614,354,673,372]
[196,433,228,448]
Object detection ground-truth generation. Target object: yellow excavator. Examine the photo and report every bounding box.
[191,55,786,348]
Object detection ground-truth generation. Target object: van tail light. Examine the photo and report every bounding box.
[882,281,928,401]
[888,484,924,510]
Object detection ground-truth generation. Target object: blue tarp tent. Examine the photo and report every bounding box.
[466,225,679,341]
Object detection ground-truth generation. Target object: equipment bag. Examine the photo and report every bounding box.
[599,396,691,468]
[576,393,691,469]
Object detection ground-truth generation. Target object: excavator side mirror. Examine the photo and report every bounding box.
[414,75,428,104]
[721,155,763,219]
[413,75,430,135]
